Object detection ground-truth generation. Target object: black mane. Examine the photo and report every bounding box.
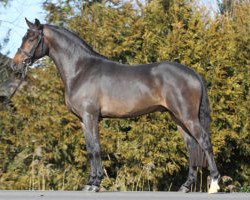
[46,24,107,60]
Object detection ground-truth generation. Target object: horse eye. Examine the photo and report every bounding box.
[28,38,35,43]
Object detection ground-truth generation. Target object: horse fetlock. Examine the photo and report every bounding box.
[97,169,104,178]
[210,171,220,180]
[87,175,96,185]
[92,176,103,186]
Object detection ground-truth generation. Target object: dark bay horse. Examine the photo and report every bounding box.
[11,18,220,193]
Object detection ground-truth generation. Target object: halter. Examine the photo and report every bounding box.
[17,29,44,77]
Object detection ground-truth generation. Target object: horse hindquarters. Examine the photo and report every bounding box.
[161,68,220,193]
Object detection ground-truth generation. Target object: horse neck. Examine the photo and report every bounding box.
[44,26,93,93]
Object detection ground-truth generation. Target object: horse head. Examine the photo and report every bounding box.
[11,18,48,77]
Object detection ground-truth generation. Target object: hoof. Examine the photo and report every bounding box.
[83,185,100,192]
[90,185,100,192]
[83,185,92,191]
[208,179,220,194]
[179,185,190,193]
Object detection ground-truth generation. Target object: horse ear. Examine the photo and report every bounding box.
[25,18,35,29]
[34,18,43,30]
[35,18,41,26]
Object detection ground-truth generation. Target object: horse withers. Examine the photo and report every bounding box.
[11,18,220,193]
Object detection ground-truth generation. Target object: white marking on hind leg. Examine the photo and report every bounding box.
[208,178,220,194]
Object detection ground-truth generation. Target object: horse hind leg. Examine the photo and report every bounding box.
[177,125,198,193]
[179,166,197,193]
[183,119,220,193]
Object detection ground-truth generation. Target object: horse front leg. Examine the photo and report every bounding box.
[81,112,104,192]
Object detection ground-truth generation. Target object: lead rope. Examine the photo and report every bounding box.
[7,75,25,101]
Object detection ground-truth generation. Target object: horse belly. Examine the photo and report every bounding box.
[100,91,164,118]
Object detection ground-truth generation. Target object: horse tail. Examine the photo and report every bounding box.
[198,76,211,142]
[189,75,210,167]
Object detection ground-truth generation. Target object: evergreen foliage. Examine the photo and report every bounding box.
[0,0,249,191]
